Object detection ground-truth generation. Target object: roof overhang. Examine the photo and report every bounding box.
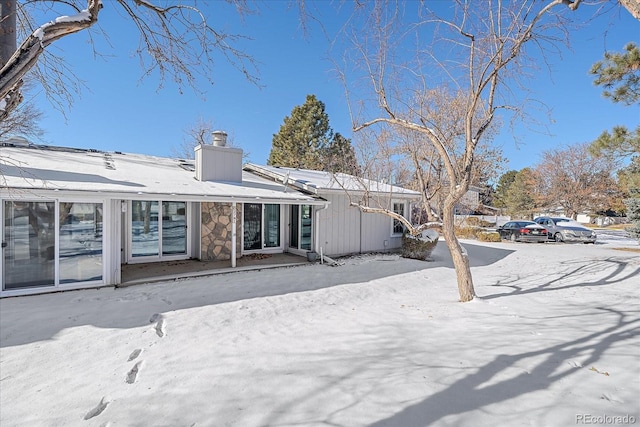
[0,187,329,205]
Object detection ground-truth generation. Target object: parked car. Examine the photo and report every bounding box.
[533,216,597,244]
[497,221,548,243]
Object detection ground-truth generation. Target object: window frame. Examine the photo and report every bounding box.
[391,200,407,237]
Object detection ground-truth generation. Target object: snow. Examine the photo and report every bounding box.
[0,146,319,204]
[1,233,639,426]
[246,164,420,195]
[33,9,94,41]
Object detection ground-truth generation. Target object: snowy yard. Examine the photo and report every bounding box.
[1,233,639,427]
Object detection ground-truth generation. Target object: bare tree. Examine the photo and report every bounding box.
[172,118,246,160]
[0,0,260,121]
[334,0,593,302]
[620,0,640,20]
[535,143,620,219]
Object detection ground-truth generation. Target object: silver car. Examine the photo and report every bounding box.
[533,217,597,244]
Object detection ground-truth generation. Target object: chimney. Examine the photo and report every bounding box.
[194,130,243,182]
[212,130,227,147]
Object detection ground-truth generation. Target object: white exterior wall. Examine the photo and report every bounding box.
[194,144,243,183]
[316,193,405,257]
[103,198,122,286]
[360,202,403,253]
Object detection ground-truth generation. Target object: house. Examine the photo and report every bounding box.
[0,133,419,297]
[245,164,420,257]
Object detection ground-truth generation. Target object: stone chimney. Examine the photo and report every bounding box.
[194,131,243,182]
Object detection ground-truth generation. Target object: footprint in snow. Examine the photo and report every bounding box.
[126,361,144,384]
[127,349,142,362]
[149,313,166,337]
[155,318,166,337]
[84,396,110,420]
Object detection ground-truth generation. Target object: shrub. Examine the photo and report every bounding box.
[465,217,494,228]
[455,226,479,238]
[402,232,439,260]
[477,231,501,242]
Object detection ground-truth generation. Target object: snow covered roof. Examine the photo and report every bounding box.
[244,164,420,197]
[0,145,322,204]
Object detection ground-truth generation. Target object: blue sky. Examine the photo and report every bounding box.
[28,1,639,174]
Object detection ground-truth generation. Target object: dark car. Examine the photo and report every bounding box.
[497,221,548,243]
[533,216,597,244]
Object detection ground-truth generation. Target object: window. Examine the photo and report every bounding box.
[3,200,104,291]
[59,202,103,283]
[392,201,406,235]
[3,201,56,289]
[244,203,282,251]
[130,200,188,260]
[289,204,312,251]
[244,203,262,250]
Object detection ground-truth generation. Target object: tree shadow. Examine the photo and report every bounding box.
[367,306,640,427]
[0,241,514,347]
[483,256,640,300]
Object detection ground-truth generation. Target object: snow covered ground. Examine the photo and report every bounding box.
[1,232,638,427]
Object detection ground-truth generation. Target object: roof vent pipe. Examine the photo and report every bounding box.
[212,130,228,147]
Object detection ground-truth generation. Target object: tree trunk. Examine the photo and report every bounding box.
[0,0,16,67]
[442,201,476,302]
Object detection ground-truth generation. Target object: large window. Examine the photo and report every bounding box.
[131,201,159,257]
[244,203,262,250]
[3,200,103,291]
[3,201,56,289]
[162,202,187,255]
[264,204,280,248]
[289,205,312,251]
[130,200,188,260]
[392,201,406,235]
[244,203,281,251]
[59,202,103,284]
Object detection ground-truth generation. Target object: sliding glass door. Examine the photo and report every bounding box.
[162,202,187,255]
[3,201,55,289]
[289,205,312,252]
[130,200,188,261]
[59,202,103,284]
[243,203,282,252]
[3,200,103,291]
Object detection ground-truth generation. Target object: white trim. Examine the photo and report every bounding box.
[240,203,285,255]
[390,200,407,237]
[1,197,108,297]
[2,188,325,205]
[231,202,237,268]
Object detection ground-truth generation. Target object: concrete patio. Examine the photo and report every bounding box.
[120,253,309,286]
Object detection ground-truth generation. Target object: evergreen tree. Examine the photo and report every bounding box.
[504,168,537,219]
[268,94,332,170]
[625,197,640,240]
[494,170,518,209]
[590,44,640,240]
[590,42,640,106]
[323,132,360,174]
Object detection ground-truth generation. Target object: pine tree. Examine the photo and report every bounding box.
[590,42,640,106]
[590,44,640,240]
[268,95,332,170]
[494,170,518,209]
[625,197,640,239]
[323,132,360,174]
[504,168,537,219]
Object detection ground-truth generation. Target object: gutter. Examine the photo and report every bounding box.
[314,202,330,255]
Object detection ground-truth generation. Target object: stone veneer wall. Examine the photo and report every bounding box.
[201,202,242,261]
